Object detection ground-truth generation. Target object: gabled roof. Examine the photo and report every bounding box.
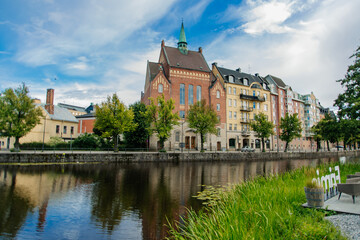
[147,61,170,82]
[58,103,86,112]
[162,46,210,72]
[216,66,268,89]
[266,75,286,88]
[39,104,78,123]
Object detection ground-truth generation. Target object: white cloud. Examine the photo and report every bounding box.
[207,0,360,107]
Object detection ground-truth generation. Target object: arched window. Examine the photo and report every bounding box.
[216,90,220,98]
[158,84,163,93]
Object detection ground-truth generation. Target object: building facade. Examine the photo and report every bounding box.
[212,64,272,150]
[141,23,226,150]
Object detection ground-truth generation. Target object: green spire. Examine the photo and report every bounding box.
[178,21,188,55]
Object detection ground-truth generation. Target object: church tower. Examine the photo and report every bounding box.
[177,22,188,55]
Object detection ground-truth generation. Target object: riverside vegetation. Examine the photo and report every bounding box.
[168,162,360,239]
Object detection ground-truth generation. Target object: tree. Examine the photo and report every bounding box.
[279,113,302,152]
[124,102,151,149]
[94,94,135,152]
[186,100,219,152]
[311,124,322,152]
[339,119,360,150]
[0,83,43,151]
[72,133,99,149]
[146,95,179,151]
[249,113,274,152]
[334,45,360,120]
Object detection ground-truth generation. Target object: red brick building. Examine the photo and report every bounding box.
[141,23,226,150]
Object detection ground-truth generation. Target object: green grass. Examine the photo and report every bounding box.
[168,162,360,240]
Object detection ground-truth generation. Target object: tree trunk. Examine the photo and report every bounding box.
[200,133,204,152]
[14,137,20,151]
[113,134,118,152]
[284,141,288,152]
[261,138,265,152]
[327,141,330,151]
[336,140,339,151]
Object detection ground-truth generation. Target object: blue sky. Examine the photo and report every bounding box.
[0,0,359,108]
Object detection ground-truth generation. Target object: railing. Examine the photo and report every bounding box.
[241,131,251,136]
[240,106,253,112]
[240,94,265,102]
[240,118,252,123]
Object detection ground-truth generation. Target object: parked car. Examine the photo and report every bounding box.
[241,146,255,152]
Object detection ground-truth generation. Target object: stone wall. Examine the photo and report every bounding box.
[0,150,359,164]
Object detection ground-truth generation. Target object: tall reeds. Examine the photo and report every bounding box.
[168,162,360,239]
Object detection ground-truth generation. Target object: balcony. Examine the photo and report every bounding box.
[240,106,253,112]
[304,100,311,105]
[240,94,265,102]
[240,118,251,123]
[241,131,251,136]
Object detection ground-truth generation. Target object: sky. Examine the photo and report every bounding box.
[0,0,359,109]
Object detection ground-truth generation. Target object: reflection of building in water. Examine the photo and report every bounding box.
[0,167,82,237]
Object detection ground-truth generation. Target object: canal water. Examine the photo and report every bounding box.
[0,157,357,239]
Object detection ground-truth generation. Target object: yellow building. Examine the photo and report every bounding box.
[0,89,78,150]
[212,64,272,150]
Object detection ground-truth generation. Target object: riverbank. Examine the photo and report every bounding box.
[168,162,360,239]
[0,150,359,164]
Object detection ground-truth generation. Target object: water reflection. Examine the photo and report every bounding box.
[0,157,350,239]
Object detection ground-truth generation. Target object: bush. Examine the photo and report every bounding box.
[72,133,98,150]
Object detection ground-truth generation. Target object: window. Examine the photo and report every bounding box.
[179,110,185,119]
[63,126,67,134]
[257,103,260,109]
[216,90,220,98]
[234,124,237,131]
[217,128,221,137]
[180,84,185,105]
[264,94,267,101]
[233,99,237,107]
[243,79,248,85]
[228,87,231,94]
[229,124,232,131]
[217,104,220,111]
[229,99,232,107]
[158,84,163,93]
[229,111,232,119]
[253,102,256,109]
[229,138,235,148]
[56,125,60,134]
[197,86,201,101]
[175,131,180,142]
[233,112,237,119]
[233,88,236,95]
[188,84,193,105]
[229,75,235,83]
[70,126,74,135]
[253,90,255,96]
[243,89,246,94]
[264,104,268,111]
[257,91,260,96]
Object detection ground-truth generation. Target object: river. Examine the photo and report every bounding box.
[0,156,357,239]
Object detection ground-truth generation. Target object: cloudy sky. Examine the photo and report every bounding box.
[0,0,359,108]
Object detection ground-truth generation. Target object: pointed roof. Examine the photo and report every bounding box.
[178,22,187,44]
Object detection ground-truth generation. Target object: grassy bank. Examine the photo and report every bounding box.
[168,162,360,239]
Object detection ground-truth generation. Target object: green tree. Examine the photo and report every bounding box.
[311,124,322,152]
[249,113,274,152]
[279,113,302,152]
[334,45,360,120]
[340,119,360,150]
[94,94,135,152]
[124,102,151,149]
[146,95,179,151]
[0,83,43,151]
[186,100,219,152]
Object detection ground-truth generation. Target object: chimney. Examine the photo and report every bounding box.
[212,62,218,66]
[255,73,259,77]
[236,68,241,72]
[161,40,165,47]
[198,47,202,54]
[45,88,54,115]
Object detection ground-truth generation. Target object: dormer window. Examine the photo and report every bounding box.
[229,75,235,83]
[243,78,248,85]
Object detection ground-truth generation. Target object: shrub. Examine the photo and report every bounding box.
[72,133,98,150]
